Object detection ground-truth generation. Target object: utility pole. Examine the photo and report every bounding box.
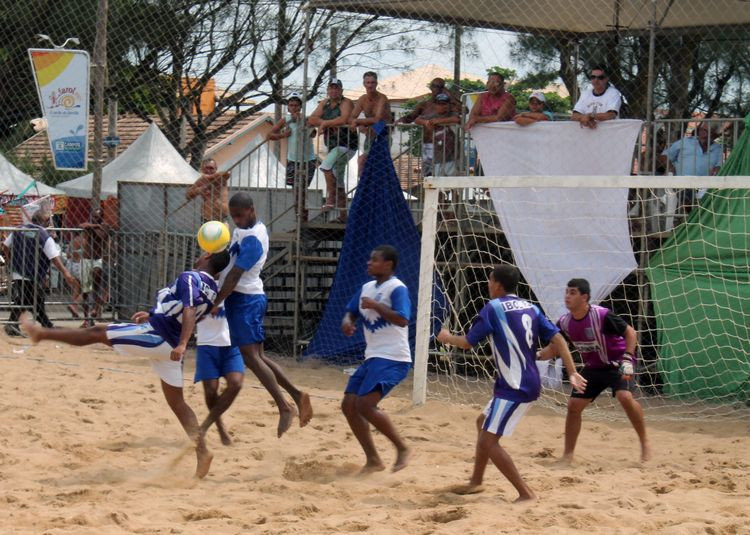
[91,0,108,212]
[330,28,337,77]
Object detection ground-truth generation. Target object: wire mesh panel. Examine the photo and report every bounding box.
[416,175,750,420]
[1,0,749,419]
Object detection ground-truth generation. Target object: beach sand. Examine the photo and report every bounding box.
[1,335,748,534]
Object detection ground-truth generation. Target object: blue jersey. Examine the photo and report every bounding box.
[466,295,559,402]
[148,271,219,347]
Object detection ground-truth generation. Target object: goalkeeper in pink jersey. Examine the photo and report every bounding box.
[538,278,651,462]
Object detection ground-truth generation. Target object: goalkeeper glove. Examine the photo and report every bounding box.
[619,352,635,380]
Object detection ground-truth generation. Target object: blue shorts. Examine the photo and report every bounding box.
[225,293,266,347]
[344,357,410,398]
[194,345,244,382]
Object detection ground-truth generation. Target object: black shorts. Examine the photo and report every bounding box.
[285,160,316,187]
[571,367,632,400]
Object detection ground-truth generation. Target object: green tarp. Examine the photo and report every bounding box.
[647,116,750,403]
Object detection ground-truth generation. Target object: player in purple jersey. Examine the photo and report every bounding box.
[438,265,586,501]
[19,251,231,479]
[538,278,651,462]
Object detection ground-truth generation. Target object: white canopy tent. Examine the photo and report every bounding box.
[57,123,199,198]
[0,152,64,197]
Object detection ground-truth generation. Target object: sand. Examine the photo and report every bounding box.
[1,335,749,535]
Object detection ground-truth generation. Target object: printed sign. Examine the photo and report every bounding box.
[28,49,90,170]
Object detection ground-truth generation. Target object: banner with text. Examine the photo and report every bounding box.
[28,49,90,171]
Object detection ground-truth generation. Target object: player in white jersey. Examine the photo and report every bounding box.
[194,307,244,445]
[341,245,412,474]
[438,265,585,501]
[211,192,313,439]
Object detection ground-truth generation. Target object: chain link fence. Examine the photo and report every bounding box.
[1,0,749,414]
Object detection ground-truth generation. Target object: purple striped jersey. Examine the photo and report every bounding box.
[557,305,627,369]
[147,271,219,347]
[466,295,559,402]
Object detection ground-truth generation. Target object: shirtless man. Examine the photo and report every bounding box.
[186,158,231,223]
[349,71,392,177]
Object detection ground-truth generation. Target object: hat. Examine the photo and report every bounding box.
[435,93,451,103]
[328,78,343,88]
[287,92,302,103]
[529,91,546,103]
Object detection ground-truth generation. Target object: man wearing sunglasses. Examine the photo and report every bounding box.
[571,65,622,129]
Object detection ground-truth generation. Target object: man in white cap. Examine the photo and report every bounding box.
[514,92,553,126]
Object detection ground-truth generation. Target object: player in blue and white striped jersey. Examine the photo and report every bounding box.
[20,250,231,479]
[438,265,586,501]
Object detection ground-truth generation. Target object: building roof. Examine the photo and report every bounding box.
[12,112,270,169]
[344,64,484,103]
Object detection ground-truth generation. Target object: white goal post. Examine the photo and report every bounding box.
[413,174,750,420]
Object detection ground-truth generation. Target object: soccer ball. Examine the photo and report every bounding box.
[197,221,230,253]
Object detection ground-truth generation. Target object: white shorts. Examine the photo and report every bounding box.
[481,397,532,437]
[106,323,183,387]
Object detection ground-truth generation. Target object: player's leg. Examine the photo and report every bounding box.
[355,390,410,472]
[199,372,243,445]
[563,397,591,462]
[259,346,313,427]
[227,293,294,437]
[20,313,109,345]
[341,392,384,473]
[345,358,411,472]
[615,389,651,461]
[201,379,230,445]
[483,431,536,502]
[563,367,599,462]
[160,380,213,479]
[240,343,294,438]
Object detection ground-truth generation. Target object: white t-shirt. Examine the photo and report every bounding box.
[573,85,622,116]
[3,233,61,281]
[196,305,232,346]
[346,277,412,363]
[225,221,269,295]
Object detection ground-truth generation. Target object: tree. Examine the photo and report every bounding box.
[1,1,428,168]
[114,0,428,166]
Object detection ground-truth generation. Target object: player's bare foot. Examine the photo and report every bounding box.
[19,313,41,344]
[641,442,652,462]
[297,392,313,428]
[448,483,485,495]
[217,427,232,446]
[195,448,214,479]
[514,492,537,503]
[392,447,411,472]
[277,404,295,438]
[358,460,386,476]
[559,453,575,465]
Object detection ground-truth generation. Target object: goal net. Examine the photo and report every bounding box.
[413,175,750,420]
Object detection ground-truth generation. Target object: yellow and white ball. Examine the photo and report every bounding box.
[197,220,230,253]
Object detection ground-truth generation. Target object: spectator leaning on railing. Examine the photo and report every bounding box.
[2,208,77,336]
[398,77,460,177]
[514,92,554,126]
[463,72,516,132]
[571,65,622,129]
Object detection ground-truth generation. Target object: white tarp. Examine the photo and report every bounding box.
[57,123,199,198]
[0,151,64,196]
[471,119,642,320]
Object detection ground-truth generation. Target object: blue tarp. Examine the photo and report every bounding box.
[303,122,424,364]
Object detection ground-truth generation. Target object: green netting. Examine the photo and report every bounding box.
[647,115,750,403]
